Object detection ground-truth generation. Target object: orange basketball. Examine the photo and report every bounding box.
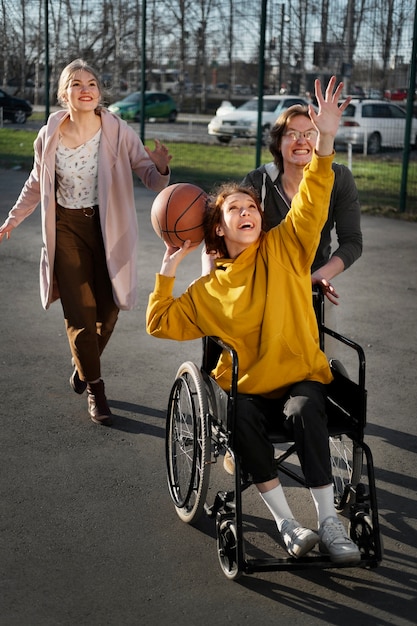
[151,183,208,248]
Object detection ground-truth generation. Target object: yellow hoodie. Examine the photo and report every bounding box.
[147,151,334,398]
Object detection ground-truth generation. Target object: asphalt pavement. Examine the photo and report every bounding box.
[1,167,416,626]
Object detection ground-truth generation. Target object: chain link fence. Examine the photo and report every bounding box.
[1,0,416,213]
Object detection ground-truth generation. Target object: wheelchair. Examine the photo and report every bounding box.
[165,289,383,580]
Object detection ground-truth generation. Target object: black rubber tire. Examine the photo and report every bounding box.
[166,362,211,524]
[217,519,242,580]
[13,109,27,124]
[367,132,381,154]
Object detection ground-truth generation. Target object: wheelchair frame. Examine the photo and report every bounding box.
[165,292,383,580]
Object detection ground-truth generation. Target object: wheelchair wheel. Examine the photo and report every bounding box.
[217,518,241,580]
[330,436,363,512]
[166,361,211,524]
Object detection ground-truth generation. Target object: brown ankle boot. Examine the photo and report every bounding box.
[87,380,113,426]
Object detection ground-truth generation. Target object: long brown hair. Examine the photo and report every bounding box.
[203,182,263,258]
[269,104,310,172]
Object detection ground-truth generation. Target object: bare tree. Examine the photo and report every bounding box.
[0,0,414,108]
[34,0,43,105]
[380,0,395,89]
[1,0,9,88]
[391,0,411,70]
[193,0,219,111]
[158,0,194,104]
[290,0,311,94]
[48,0,66,100]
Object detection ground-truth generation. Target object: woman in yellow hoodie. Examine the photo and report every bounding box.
[146,77,360,565]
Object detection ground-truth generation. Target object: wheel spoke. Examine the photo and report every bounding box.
[330,435,363,511]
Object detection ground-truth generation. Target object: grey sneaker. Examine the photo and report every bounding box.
[279,519,319,558]
[319,516,361,564]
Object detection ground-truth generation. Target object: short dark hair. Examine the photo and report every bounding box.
[269,104,310,172]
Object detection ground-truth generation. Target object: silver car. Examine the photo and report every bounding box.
[208,95,309,144]
[335,99,417,154]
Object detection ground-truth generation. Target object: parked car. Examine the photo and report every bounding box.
[208,94,309,144]
[233,84,253,95]
[214,100,236,117]
[350,85,365,98]
[108,91,178,122]
[384,88,409,102]
[367,89,383,99]
[0,88,33,124]
[335,99,417,154]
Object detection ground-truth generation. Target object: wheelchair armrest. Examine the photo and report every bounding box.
[202,336,239,389]
[321,325,366,390]
[202,336,239,437]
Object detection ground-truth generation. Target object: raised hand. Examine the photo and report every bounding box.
[145,138,172,175]
[160,239,194,277]
[309,76,351,156]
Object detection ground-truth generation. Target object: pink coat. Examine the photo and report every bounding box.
[5,109,170,310]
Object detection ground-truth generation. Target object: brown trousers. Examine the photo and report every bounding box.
[54,205,119,382]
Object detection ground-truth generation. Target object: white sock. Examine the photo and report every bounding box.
[260,485,294,531]
[310,484,337,526]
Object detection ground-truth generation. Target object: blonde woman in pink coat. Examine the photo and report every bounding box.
[0,59,172,426]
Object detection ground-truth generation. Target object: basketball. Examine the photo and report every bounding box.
[151,183,208,248]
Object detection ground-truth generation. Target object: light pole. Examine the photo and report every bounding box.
[255,0,267,167]
[278,3,285,93]
[140,0,146,143]
[399,0,417,212]
[44,0,49,122]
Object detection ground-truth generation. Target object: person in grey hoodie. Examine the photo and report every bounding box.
[0,58,172,426]
[242,104,362,314]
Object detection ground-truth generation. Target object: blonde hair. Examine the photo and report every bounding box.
[57,58,103,110]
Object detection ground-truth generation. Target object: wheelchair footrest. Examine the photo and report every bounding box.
[244,553,378,574]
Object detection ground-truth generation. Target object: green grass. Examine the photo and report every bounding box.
[0,128,37,170]
[334,152,417,216]
[1,127,416,218]
[29,111,46,122]
[164,142,271,190]
[161,142,417,217]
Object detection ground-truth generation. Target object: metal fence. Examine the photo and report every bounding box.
[1,0,416,213]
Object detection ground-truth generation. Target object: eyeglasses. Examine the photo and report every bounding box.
[283,130,318,141]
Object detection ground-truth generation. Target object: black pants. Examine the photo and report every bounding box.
[233,381,332,487]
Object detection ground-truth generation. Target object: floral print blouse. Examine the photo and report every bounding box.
[55,129,101,208]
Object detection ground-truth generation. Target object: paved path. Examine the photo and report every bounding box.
[1,168,416,625]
